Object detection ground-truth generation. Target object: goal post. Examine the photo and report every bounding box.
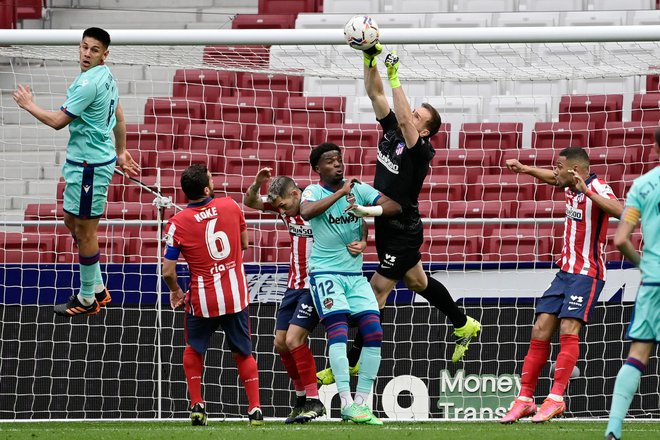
[0,26,657,421]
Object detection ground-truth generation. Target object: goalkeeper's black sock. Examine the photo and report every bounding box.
[347,311,384,367]
[416,275,467,329]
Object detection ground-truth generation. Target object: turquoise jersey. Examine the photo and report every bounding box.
[302,181,381,274]
[625,166,660,282]
[61,64,118,164]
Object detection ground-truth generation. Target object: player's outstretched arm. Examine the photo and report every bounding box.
[13,84,73,130]
[505,158,557,186]
[300,179,354,220]
[614,207,641,266]
[364,43,390,120]
[243,167,272,211]
[384,53,418,149]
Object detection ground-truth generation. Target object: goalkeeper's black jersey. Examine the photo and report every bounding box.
[373,111,435,233]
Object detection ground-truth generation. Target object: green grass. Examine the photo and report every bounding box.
[1,421,659,440]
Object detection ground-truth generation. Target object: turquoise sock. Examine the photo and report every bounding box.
[356,346,381,395]
[606,363,643,439]
[328,342,350,394]
[79,261,98,300]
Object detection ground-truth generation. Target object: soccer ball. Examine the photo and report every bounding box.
[344,15,380,50]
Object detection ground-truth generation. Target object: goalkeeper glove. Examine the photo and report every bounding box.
[384,52,401,89]
[363,42,383,68]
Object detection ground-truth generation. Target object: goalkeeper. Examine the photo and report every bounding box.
[318,44,481,386]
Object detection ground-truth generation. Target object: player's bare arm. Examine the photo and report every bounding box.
[243,167,272,211]
[364,43,389,120]
[505,158,557,185]
[569,170,624,218]
[13,84,73,130]
[162,258,185,309]
[114,104,140,176]
[613,207,641,267]
[300,179,354,220]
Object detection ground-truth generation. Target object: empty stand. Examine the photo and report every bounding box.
[236,73,304,109]
[278,96,346,128]
[55,233,126,264]
[0,232,55,263]
[587,146,637,180]
[206,96,274,125]
[423,225,484,262]
[482,225,539,262]
[203,45,270,69]
[258,0,318,14]
[532,122,593,149]
[470,173,541,202]
[231,14,296,29]
[460,122,523,164]
[419,176,467,203]
[631,93,660,124]
[431,149,498,180]
[177,122,247,152]
[143,97,205,132]
[517,200,566,218]
[446,200,516,219]
[172,69,236,103]
[558,94,623,129]
[126,123,174,153]
[320,123,381,149]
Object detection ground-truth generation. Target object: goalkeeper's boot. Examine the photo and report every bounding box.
[284,396,306,424]
[340,402,372,424]
[531,397,565,423]
[95,288,112,307]
[363,406,384,426]
[190,402,208,426]
[54,294,100,317]
[605,433,620,440]
[248,407,264,426]
[499,398,537,424]
[293,398,326,423]
[452,316,481,363]
[317,362,360,386]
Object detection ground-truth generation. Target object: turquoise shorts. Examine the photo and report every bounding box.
[626,282,660,342]
[62,158,116,219]
[310,272,379,320]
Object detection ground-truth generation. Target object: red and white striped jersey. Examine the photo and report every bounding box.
[263,199,312,289]
[559,174,617,281]
[164,197,249,317]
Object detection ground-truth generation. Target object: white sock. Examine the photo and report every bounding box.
[94,284,105,294]
[295,391,306,397]
[354,392,369,406]
[339,391,353,409]
[547,393,563,402]
[517,396,533,402]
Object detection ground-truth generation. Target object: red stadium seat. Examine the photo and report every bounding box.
[532,122,594,149]
[172,69,236,103]
[232,14,296,29]
[501,148,558,170]
[429,123,451,150]
[631,93,660,124]
[420,175,467,202]
[446,200,515,219]
[587,146,637,182]
[320,123,381,149]
[176,122,247,152]
[203,45,270,69]
[55,233,126,264]
[16,0,42,20]
[126,123,175,153]
[646,74,660,93]
[469,174,537,202]
[605,230,643,262]
[155,151,222,175]
[206,96,274,125]
[215,174,254,202]
[225,144,293,176]
[104,202,158,232]
[483,225,539,262]
[24,203,59,221]
[432,148,499,180]
[143,98,205,132]
[126,230,163,264]
[277,96,346,128]
[253,124,317,156]
[258,0,318,14]
[423,225,483,262]
[459,122,523,154]
[517,200,566,218]
[558,94,623,130]
[236,72,304,109]
[0,232,55,263]
[537,223,564,262]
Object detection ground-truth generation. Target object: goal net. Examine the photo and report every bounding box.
[0,27,657,421]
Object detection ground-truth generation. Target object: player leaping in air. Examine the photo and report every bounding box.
[163,164,263,426]
[500,147,623,423]
[317,43,481,386]
[301,143,401,425]
[13,27,139,317]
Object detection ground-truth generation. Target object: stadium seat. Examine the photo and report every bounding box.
[55,233,126,264]
[587,146,637,181]
[105,201,157,221]
[215,174,255,201]
[253,124,317,153]
[125,123,175,153]
[459,122,523,162]
[558,94,623,130]
[176,122,248,152]
[517,200,566,218]
[202,45,270,69]
[429,123,451,150]
[236,72,304,109]
[320,123,381,149]
[532,122,594,149]
[446,200,515,220]
[562,11,626,26]
[501,148,558,171]
[258,0,318,14]
[469,173,536,202]
[206,96,274,125]
[605,230,644,263]
[646,74,660,93]
[494,11,559,27]
[172,69,236,103]
[143,151,221,178]
[606,174,637,200]
[126,230,163,264]
[423,225,483,262]
[225,143,293,177]
[432,148,498,179]
[143,98,205,132]
[631,93,660,124]
[420,176,467,203]
[426,12,492,27]
[15,0,42,20]
[278,96,346,128]
[24,203,59,221]
[483,225,539,263]
[0,232,55,263]
[231,14,296,29]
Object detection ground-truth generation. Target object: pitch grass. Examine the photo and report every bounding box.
[1,421,660,440]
